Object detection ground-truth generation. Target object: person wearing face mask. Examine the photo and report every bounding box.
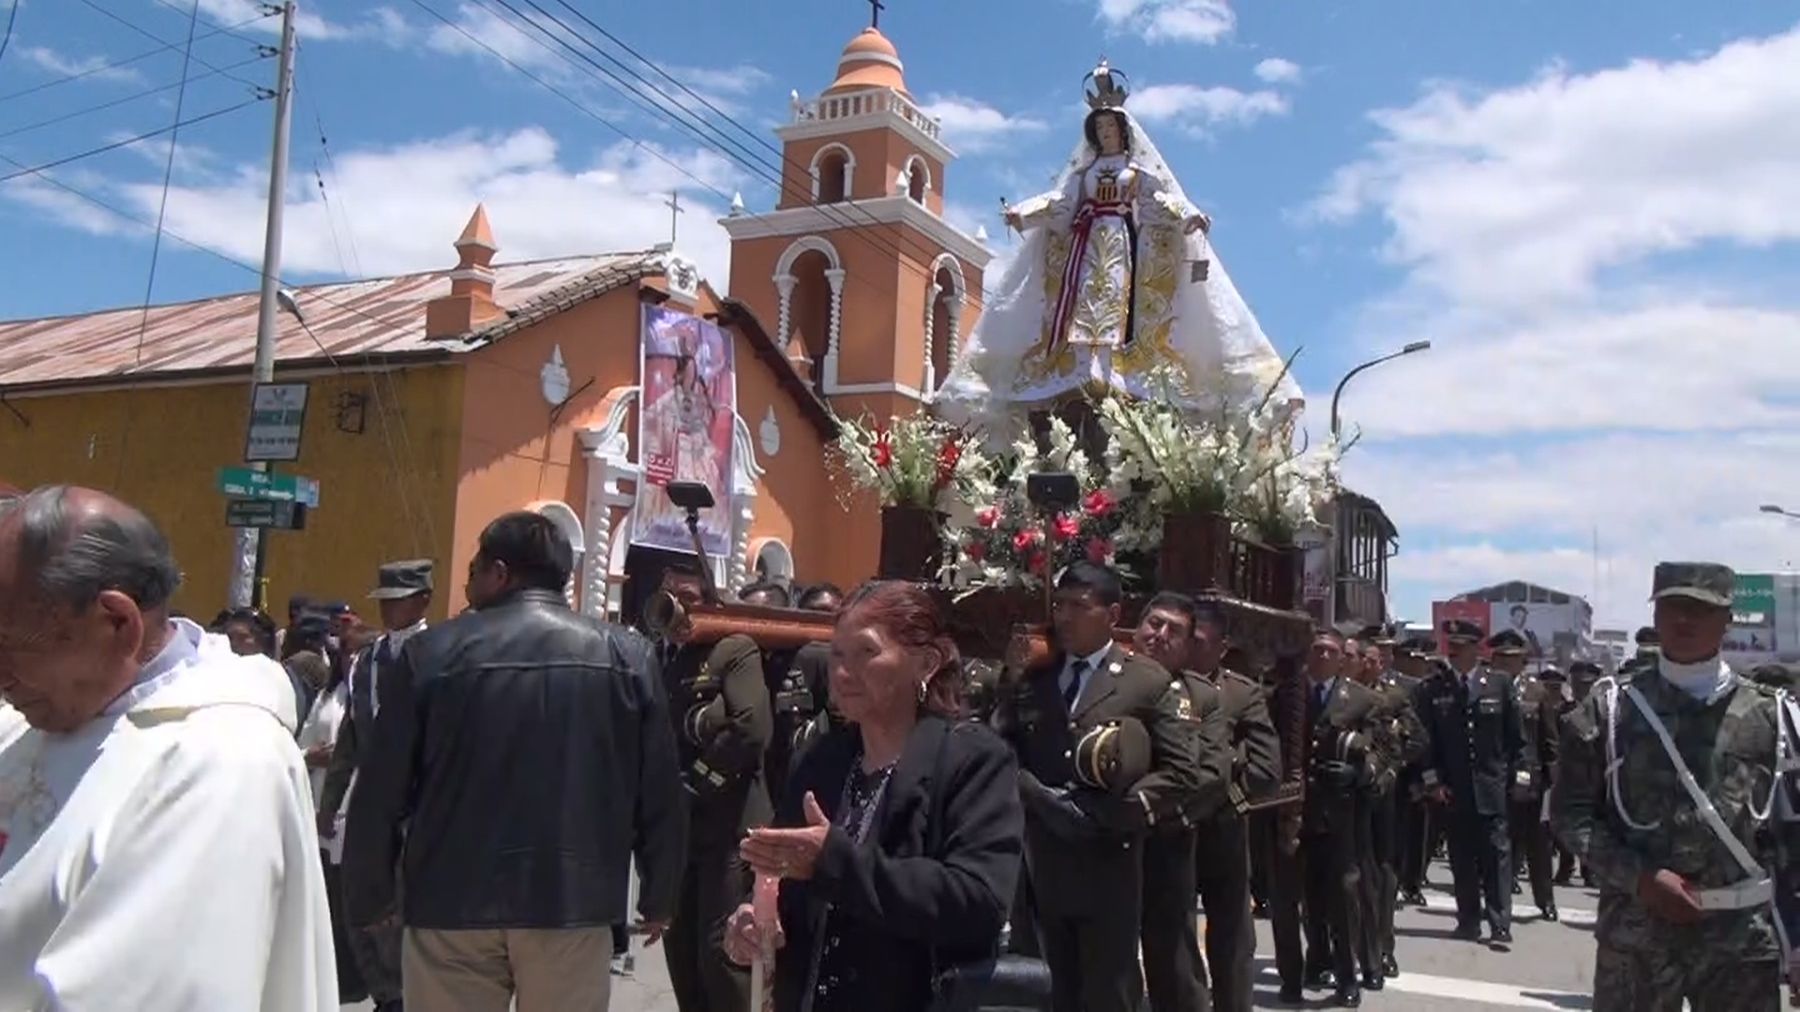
[1415,619,1526,947]
[1553,562,1800,1011]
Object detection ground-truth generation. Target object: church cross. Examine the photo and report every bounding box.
[664,190,684,245]
[868,0,884,29]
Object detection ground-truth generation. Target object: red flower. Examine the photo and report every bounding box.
[1082,489,1115,518]
[976,505,1001,529]
[1051,513,1081,543]
[934,437,963,489]
[964,539,986,562]
[1027,550,1047,575]
[871,433,893,469]
[1012,527,1042,553]
[1085,537,1113,564]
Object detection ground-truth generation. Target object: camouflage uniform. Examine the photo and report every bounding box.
[1552,659,1791,1011]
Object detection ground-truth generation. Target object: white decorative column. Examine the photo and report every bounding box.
[921,280,942,395]
[773,273,796,350]
[577,388,641,620]
[727,412,767,595]
[822,267,846,392]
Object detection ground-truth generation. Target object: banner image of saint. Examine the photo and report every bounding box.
[631,304,737,557]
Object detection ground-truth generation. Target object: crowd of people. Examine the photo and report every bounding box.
[1,482,1797,1012]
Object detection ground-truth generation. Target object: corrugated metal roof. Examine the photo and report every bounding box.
[0,252,662,390]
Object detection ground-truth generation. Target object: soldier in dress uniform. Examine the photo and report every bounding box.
[1129,592,1234,1012]
[1293,629,1385,1008]
[1552,562,1800,1010]
[656,563,773,1012]
[1393,635,1437,907]
[1186,599,1281,1012]
[1355,627,1428,979]
[1416,618,1525,946]
[993,562,1203,1012]
[1489,629,1561,921]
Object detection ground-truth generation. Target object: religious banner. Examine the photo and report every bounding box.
[631,304,737,558]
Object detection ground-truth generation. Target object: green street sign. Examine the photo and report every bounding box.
[216,467,319,506]
[224,499,308,530]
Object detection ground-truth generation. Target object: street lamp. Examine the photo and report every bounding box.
[1760,504,1800,520]
[1330,340,1431,440]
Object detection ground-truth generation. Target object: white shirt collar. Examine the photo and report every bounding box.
[381,619,428,653]
[102,618,201,717]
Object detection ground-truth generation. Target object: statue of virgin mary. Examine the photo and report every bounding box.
[935,61,1302,440]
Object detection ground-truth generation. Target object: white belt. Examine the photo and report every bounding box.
[1694,876,1773,911]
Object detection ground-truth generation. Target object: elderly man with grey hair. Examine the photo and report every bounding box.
[0,485,336,1010]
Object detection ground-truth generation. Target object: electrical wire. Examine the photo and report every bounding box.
[0,0,21,71]
[116,0,203,489]
[0,53,272,141]
[488,0,970,291]
[75,0,273,94]
[0,98,267,184]
[0,12,275,104]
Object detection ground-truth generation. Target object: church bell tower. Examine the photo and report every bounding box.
[720,21,990,422]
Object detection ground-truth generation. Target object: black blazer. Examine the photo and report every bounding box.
[1417,664,1525,817]
[772,715,1024,1012]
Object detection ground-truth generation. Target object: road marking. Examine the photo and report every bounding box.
[1259,965,1591,1010]
[1418,891,1597,927]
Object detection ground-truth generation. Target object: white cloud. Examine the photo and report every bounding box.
[1253,58,1302,85]
[1097,0,1235,45]
[1351,431,1800,629]
[187,0,351,40]
[16,46,146,85]
[1310,26,1800,627]
[1310,28,1800,307]
[1129,83,1289,134]
[15,127,743,292]
[918,96,1047,154]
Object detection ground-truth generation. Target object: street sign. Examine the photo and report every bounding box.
[245,382,309,462]
[225,499,308,530]
[217,467,319,505]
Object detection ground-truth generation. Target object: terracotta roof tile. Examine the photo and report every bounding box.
[0,252,660,390]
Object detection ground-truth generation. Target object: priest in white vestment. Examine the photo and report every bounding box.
[0,485,335,1011]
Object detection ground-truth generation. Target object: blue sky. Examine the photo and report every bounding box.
[3,0,1800,629]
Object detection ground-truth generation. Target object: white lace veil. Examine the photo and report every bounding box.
[938,108,1304,441]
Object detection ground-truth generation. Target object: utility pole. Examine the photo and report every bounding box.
[229,0,297,609]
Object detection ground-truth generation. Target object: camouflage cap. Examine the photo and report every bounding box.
[1751,663,1799,689]
[1650,562,1734,608]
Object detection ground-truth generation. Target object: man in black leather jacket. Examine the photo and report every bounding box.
[344,511,687,1011]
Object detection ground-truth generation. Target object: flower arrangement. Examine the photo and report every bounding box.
[944,416,1146,591]
[827,411,992,512]
[1239,431,1343,544]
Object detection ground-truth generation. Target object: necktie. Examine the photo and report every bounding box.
[1316,683,1330,710]
[1063,659,1089,711]
[375,637,394,668]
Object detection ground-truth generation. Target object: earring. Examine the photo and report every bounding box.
[916,680,928,703]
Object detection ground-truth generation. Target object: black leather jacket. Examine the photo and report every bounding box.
[343,589,688,930]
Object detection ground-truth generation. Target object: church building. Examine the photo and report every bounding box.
[0,25,987,621]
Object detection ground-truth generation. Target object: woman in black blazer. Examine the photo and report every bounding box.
[725,581,1024,1012]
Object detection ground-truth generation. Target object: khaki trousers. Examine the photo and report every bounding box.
[402,925,614,1012]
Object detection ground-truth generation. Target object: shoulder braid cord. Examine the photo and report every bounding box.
[1604,677,1797,973]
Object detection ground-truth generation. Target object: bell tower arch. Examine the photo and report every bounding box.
[722,24,990,421]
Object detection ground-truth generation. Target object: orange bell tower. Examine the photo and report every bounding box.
[721,24,990,423]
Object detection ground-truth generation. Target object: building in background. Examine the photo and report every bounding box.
[1303,489,1399,629]
[1724,572,1800,669]
[1593,628,1630,672]
[1435,580,1597,669]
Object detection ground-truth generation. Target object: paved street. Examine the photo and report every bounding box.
[366,861,1593,1011]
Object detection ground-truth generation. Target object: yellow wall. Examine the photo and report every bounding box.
[0,365,464,621]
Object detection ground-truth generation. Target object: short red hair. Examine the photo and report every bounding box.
[838,580,964,718]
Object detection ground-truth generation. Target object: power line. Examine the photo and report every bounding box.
[74,0,273,94]
[0,0,21,71]
[147,0,267,46]
[0,98,267,184]
[501,0,966,285]
[0,53,272,141]
[117,0,203,488]
[0,13,275,103]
